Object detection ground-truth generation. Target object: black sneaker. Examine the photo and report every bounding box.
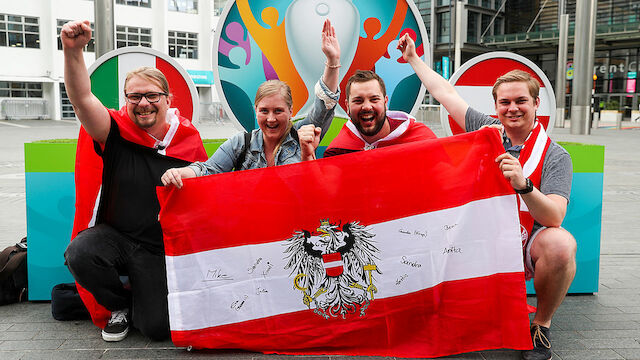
[102,309,129,342]
[522,324,552,360]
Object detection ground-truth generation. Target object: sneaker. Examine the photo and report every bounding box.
[522,324,552,360]
[102,309,129,342]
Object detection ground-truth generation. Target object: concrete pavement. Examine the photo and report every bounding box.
[0,117,639,359]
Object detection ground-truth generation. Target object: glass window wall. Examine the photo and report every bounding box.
[168,0,198,14]
[0,14,39,48]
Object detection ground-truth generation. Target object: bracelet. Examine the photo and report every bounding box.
[325,61,341,69]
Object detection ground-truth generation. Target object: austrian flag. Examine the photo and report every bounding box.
[157,129,532,357]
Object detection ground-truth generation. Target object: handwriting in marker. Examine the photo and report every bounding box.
[204,268,233,281]
[444,223,458,231]
[247,257,263,274]
[401,256,422,268]
[262,261,273,278]
[256,287,268,295]
[414,230,427,238]
[399,228,411,235]
[231,295,248,311]
[395,274,408,286]
[442,245,462,254]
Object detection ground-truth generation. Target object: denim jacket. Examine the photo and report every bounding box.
[189,79,338,175]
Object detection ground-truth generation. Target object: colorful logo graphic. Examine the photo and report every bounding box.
[213,0,429,132]
[284,219,379,319]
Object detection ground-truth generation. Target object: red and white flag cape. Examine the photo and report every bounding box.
[157,129,532,357]
[72,108,208,329]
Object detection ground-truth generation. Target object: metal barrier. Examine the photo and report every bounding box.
[198,102,231,124]
[416,104,440,124]
[0,99,50,120]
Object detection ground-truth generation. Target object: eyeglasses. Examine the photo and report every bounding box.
[124,92,168,104]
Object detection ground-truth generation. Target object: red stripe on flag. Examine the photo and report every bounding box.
[158,129,512,256]
[322,252,341,263]
[170,272,531,356]
[455,58,546,87]
[156,57,193,120]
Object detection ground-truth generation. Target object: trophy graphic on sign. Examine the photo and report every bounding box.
[285,0,359,118]
[214,0,429,136]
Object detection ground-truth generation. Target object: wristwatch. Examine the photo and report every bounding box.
[514,178,534,194]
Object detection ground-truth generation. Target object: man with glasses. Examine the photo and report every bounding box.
[61,20,208,342]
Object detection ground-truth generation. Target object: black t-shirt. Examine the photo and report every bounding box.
[95,119,190,253]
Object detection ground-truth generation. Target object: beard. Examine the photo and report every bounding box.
[351,108,386,137]
[130,105,159,129]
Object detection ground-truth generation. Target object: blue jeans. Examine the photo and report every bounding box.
[64,224,169,340]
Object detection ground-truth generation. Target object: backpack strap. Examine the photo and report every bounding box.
[233,131,253,171]
[289,125,299,143]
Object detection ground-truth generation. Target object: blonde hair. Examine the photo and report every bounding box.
[254,80,294,157]
[124,66,170,95]
[255,80,293,110]
[492,70,540,102]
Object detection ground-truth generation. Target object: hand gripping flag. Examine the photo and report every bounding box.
[157,128,532,357]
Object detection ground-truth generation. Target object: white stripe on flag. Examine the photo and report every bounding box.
[117,53,155,108]
[522,125,549,178]
[454,86,552,116]
[166,195,523,331]
[323,260,343,269]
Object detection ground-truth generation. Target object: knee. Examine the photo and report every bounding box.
[64,236,93,272]
[65,229,109,277]
[553,229,577,266]
[533,228,576,267]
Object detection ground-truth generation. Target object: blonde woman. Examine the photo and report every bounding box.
[162,19,340,188]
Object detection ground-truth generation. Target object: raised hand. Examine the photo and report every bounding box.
[397,33,418,63]
[298,124,322,161]
[321,19,340,66]
[60,20,92,51]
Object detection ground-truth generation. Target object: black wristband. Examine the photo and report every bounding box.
[514,178,534,194]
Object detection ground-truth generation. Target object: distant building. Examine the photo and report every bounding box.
[2,1,639,120]
[415,0,640,119]
[0,0,225,121]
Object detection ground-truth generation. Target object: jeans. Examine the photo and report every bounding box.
[65,224,170,340]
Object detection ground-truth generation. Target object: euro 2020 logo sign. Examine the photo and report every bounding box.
[213,0,430,132]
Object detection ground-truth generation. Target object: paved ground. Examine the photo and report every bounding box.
[0,117,639,359]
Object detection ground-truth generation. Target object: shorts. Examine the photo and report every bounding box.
[523,226,545,281]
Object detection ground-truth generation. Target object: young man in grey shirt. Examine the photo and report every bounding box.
[398,34,576,360]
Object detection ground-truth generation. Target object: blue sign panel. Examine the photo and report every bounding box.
[442,56,450,80]
[187,70,215,85]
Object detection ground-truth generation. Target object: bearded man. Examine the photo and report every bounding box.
[61,20,207,342]
[322,70,437,157]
